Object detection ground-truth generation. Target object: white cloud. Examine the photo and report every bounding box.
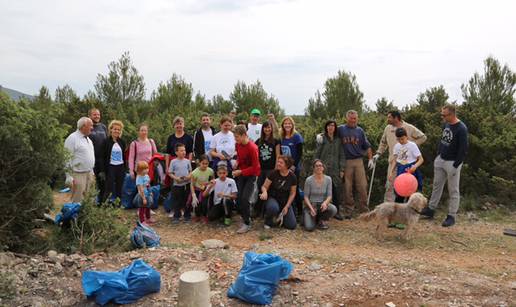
[1,0,515,114]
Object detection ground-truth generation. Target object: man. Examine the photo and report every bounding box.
[373,110,427,202]
[338,110,373,218]
[421,104,468,227]
[193,113,216,162]
[88,108,108,202]
[232,125,261,234]
[247,108,262,142]
[64,117,95,203]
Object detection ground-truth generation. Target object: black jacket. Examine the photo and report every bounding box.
[193,127,217,159]
[90,123,108,170]
[102,137,127,173]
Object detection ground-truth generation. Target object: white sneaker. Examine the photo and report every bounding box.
[150,210,156,215]
[236,224,251,234]
[167,212,174,218]
[263,224,271,230]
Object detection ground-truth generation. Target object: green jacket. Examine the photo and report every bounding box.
[315,134,346,184]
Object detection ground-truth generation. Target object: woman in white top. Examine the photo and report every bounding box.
[209,116,236,175]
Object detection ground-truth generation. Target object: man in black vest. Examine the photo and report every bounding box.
[88,108,108,203]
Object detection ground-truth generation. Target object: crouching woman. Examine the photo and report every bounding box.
[260,155,297,230]
[303,159,337,231]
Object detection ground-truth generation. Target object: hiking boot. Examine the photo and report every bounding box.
[442,215,455,227]
[334,213,344,221]
[171,218,180,224]
[236,223,251,234]
[420,207,435,219]
[224,218,232,226]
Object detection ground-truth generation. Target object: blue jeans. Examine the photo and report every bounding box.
[264,198,297,230]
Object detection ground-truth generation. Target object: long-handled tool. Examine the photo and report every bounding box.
[367,161,377,208]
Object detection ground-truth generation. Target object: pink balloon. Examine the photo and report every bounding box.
[394,173,418,197]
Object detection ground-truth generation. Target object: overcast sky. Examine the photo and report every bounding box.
[1,0,515,114]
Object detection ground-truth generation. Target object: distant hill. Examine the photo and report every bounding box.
[0,85,34,101]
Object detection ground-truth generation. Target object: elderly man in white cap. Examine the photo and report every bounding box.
[64,117,95,202]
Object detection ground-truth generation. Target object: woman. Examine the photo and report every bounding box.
[303,159,337,231]
[166,116,193,172]
[209,116,236,174]
[260,155,297,230]
[128,123,158,179]
[255,121,281,216]
[102,120,126,203]
[315,120,346,220]
[280,116,304,215]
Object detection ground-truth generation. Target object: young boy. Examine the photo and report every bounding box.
[204,165,238,226]
[390,127,424,203]
[134,161,155,224]
[168,143,192,223]
[190,154,214,223]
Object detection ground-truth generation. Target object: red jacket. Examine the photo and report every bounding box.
[236,141,261,177]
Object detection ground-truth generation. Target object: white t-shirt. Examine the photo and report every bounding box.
[110,142,124,165]
[393,141,421,165]
[211,131,236,157]
[209,177,238,205]
[247,123,262,142]
[201,129,214,155]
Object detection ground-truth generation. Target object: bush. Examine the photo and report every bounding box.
[0,92,66,251]
[51,191,132,255]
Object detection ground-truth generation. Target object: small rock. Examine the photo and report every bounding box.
[54,262,63,273]
[202,239,228,249]
[386,302,396,307]
[510,281,516,290]
[94,259,104,266]
[47,250,58,262]
[308,263,322,271]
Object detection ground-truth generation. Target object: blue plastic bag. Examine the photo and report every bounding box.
[227,252,293,305]
[149,185,160,209]
[131,221,160,248]
[82,259,161,305]
[121,174,137,209]
[54,203,81,226]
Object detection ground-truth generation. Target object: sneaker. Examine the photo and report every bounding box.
[184,217,191,224]
[147,217,157,224]
[420,207,435,219]
[334,213,344,221]
[172,218,180,224]
[167,212,174,218]
[150,210,156,215]
[318,221,329,230]
[224,218,232,226]
[263,224,271,230]
[388,223,397,228]
[395,223,406,230]
[236,223,251,234]
[201,217,209,224]
[344,215,352,220]
[442,215,455,227]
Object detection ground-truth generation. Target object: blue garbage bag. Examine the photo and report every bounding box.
[149,185,160,209]
[54,203,81,226]
[227,252,293,305]
[121,174,137,209]
[131,221,160,248]
[163,193,172,213]
[82,259,161,305]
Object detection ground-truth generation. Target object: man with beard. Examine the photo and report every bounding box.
[193,113,217,164]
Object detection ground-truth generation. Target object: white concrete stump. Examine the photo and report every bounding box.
[178,270,211,307]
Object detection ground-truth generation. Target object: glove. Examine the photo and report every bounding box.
[368,159,375,170]
[98,172,106,181]
[191,194,199,208]
[316,133,323,145]
[65,174,74,187]
[373,153,380,161]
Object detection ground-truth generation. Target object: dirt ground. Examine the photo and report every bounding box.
[1,192,515,306]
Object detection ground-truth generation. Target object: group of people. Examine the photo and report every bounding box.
[64,104,468,234]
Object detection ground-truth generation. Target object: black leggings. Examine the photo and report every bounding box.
[236,176,257,225]
[208,198,234,221]
[104,164,125,202]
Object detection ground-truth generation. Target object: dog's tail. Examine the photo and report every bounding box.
[358,210,377,222]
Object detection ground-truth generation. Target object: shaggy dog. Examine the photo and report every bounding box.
[359,193,428,240]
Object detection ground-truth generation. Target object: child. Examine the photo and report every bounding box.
[134,161,155,224]
[190,154,214,223]
[390,127,424,203]
[168,143,192,223]
[204,165,238,226]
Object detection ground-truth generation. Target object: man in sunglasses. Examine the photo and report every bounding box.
[420,104,468,227]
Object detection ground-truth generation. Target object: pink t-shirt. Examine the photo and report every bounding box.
[128,139,158,174]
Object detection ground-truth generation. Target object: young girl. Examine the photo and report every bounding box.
[134,161,154,224]
[190,154,214,223]
[390,127,424,203]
